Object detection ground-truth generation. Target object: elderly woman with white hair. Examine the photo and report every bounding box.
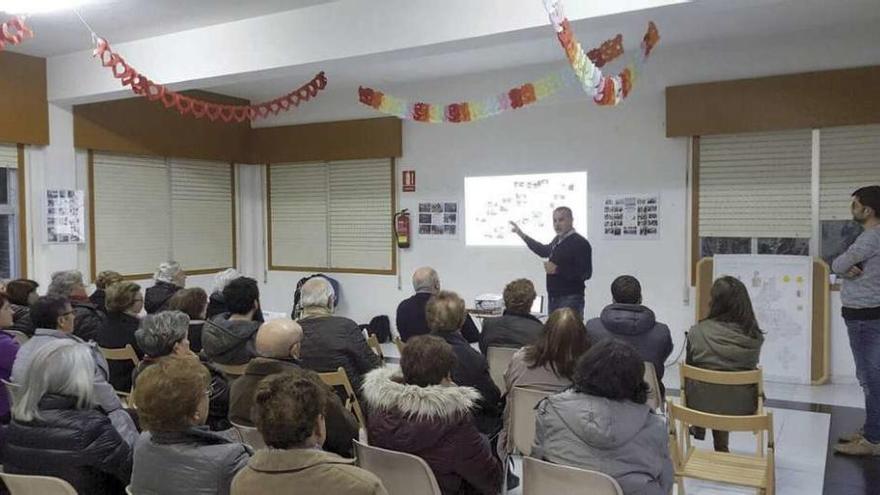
[297,277,381,393]
[134,311,231,431]
[2,339,133,494]
[47,269,105,341]
[145,261,186,314]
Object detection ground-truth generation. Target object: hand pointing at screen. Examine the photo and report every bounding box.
[509,221,523,237]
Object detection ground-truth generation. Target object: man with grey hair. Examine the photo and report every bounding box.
[395,266,480,342]
[12,295,139,446]
[145,261,186,314]
[47,269,105,342]
[297,277,381,393]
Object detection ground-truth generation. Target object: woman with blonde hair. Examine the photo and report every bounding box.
[97,281,145,392]
[91,270,123,313]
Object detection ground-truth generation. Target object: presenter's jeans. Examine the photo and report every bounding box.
[548,294,585,320]
[845,318,880,443]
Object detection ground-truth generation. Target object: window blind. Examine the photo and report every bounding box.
[170,158,234,271]
[699,130,812,238]
[93,152,171,276]
[0,144,17,169]
[270,163,329,268]
[819,124,880,221]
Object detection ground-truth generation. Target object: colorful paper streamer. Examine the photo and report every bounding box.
[543,0,659,106]
[92,37,327,123]
[0,16,33,52]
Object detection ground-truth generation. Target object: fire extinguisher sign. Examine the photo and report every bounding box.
[402,170,416,192]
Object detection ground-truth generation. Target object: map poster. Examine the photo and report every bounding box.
[418,201,459,239]
[45,189,86,244]
[603,194,660,240]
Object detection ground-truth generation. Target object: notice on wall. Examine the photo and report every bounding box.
[418,201,458,239]
[603,194,660,240]
[45,189,85,244]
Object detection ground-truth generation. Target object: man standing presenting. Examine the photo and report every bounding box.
[833,185,880,456]
[510,206,592,318]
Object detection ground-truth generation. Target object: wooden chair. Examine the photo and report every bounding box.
[98,344,141,367]
[318,367,366,429]
[667,401,775,495]
[366,333,384,361]
[126,485,134,495]
[508,386,553,456]
[231,420,267,450]
[354,440,441,495]
[0,473,78,495]
[522,456,623,495]
[486,346,518,391]
[643,362,664,412]
[5,330,29,346]
[211,361,249,378]
[679,363,765,449]
[393,336,405,354]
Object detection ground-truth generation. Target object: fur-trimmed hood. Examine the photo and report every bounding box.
[361,367,481,420]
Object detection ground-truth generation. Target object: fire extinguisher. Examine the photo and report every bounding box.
[394,209,411,248]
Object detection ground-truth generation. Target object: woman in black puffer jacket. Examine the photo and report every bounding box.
[4,279,39,336]
[2,339,132,494]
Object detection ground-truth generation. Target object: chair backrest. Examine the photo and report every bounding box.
[318,367,366,428]
[354,440,441,495]
[393,336,405,355]
[643,362,663,412]
[98,345,141,367]
[679,363,763,411]
[366,333,384,360]
[231,421,267,450]
[126,485,134,495]
[6,330,29,346]
[486,346,518,391]
[522,456,623,495]
[667,401,773,434]
[212,361,249,378]
[0,473,78,495]
[509,386,553,456]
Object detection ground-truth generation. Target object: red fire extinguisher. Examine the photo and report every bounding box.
[394,209,411,248]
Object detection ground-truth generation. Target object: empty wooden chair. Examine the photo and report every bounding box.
[318,367,366,429]
[643,361,664,412]
[667,400,775,495]
[0,473,78,495]
[522,456,623,495]
[354,440,441,495]
[231,421,267,450]
[486,346,518,391]
[508,386,552,456]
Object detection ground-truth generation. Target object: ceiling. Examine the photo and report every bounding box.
[2,0,339,57]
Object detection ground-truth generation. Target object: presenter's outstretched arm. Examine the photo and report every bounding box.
[509,221,551,258]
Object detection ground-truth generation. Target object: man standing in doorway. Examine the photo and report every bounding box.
[510,206,592,318]
[833,185,880,456]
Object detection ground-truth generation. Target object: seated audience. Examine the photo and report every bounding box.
[5,278,39,336]
[585,275,673,387]
[428,290,502,436]
[145,261,186,314]
[135,311,231,432]
[202,277,261,365]
[686,276,764,452]
[97,281,145,392]
[47,269,105,341]
[297,277,380,392]
[208,268,265,322]
[12,295,138,445]
[168,287,209,353]
[231,372,387,495]
[498,307,590,456]
[0,294,20,423]
[396,267,480,343]
[229,318,358,457]
[479,278,543,354]
[362,335,503,495]
[3,340,132,494]
[533,340,673,495]
[131,354,251,495]
[90,270,123,314]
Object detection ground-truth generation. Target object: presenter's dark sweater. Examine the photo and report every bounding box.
[522,231,593,296]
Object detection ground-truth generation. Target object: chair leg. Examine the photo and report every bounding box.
[676,477,686,495]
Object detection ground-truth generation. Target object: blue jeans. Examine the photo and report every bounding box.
[548,294,585,320]
[845,318,880,443]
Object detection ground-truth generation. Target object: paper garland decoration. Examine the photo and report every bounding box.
[0,16,33,52]
[543,0,659,106]
[92,38,327,123]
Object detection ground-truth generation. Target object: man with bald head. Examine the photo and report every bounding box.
[229,318,359,457]
[396,267,480,343]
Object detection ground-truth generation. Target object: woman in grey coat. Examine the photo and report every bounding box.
[533,340,673,495]
[130,354,251,495]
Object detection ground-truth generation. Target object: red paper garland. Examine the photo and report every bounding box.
[92,38,327,123]
[0,16,33,52]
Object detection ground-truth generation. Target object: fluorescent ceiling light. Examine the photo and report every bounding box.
[0,0,92,15]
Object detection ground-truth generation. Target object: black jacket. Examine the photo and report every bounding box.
[478,311,544,355]
[97,312,145,393]
[201,314,260,365]
[522,231,592,296]
[298,314,382,394]
[1,394,132,494]
[586,304,673,382]
[144,281,181,314]
[188,321,205,353]
[90,289,108,314]
[396,292,480,343]
[433,331,503,436]
[72,299,106,342]
[9,304,34,337]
